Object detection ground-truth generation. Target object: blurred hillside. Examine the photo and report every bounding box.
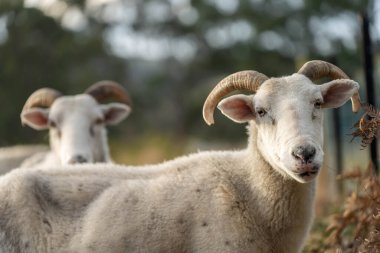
[0,0,378,166]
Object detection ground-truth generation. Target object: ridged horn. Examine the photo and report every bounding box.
[85,80,132,106]
[22,88,62,112]
[298,60,361,112]
[202,71,269,125]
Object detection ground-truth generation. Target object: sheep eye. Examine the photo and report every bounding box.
[49,120,61,138]
[89,126,95,137]
[256,108,266,117]
[94,118,104,125]
[48,120,57,128]
[314,100,322,109]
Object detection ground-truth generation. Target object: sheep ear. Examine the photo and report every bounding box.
[320,79,359,109]
[101,103,131,125]
[217,94,255,123]
[21,108,50,130]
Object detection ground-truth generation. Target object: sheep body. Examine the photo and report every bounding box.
[0,147,313,253]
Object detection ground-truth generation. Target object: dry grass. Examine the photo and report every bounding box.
[304,163,380,253]
[110,133,188,165]
[351,103,380,148]
[328,163,380,252]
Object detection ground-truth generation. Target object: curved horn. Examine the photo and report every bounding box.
[298,60,361,112]
[203,71,269,125]
[22,88,62,112]
[85,80,132,106]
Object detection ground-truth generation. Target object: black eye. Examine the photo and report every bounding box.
[314,100,322,109]
[49,120,61,138]
[256,108,266,117]
[95,118,104,125]
[49,120,57,128]
[89,126,95,137]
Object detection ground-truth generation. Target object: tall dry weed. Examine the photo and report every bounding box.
[306,103,380,253]
[351,103,380,148]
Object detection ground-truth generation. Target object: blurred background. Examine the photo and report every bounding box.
[0,0,378,169]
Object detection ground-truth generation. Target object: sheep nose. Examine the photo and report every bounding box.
[68,155,88,164]
[291,145,316,163]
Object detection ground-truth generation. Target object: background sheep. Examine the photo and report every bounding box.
[0,61,360,253]
[20,81,132,167]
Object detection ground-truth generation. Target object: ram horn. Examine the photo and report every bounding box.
[202,71,269,125]
[85,80,132,106]
[298,60,361,112]
[22,88,62,112]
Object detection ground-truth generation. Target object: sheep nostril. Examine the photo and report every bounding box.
[291,146,316,163]
[291,147,303,160]
[68,155,88,164]
[76,155,88,164]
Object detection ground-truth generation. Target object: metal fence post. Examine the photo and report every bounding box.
[361,11,379,172]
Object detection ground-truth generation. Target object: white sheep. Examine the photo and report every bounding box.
[0,60,360,253]
[19,81,132,167]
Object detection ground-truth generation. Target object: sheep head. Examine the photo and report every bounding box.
[21,81,132,165]
[203,60,360,183]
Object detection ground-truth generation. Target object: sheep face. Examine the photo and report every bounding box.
[218,74,359,183]
[21,94,130,165]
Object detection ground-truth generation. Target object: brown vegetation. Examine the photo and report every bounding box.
[305,103,380,253]
[327,164,380,252]
[351,103,380,148]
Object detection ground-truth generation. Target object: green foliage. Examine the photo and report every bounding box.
[0,5,125,145]
[0,0,371,146]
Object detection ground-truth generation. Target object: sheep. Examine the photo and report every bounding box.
[0,145,48,174]
[19,81,132,167]
[0,60,361,253]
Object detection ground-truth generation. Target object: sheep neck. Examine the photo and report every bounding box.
[238,122,316,250]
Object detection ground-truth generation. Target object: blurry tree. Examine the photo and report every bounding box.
[110,0,369,141]
[0,0,125,145]
[0,0,374,147]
